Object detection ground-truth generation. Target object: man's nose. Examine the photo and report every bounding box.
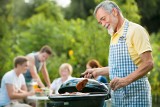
[42,58,45,61]
[43,57,47,61]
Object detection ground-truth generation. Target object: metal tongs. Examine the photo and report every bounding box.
[80,73,94,78]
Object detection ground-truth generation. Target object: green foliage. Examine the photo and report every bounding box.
[18,14,110,79]
[63,0,140,23]
[136,0,160,33]
[149,32,160,95]
[0,0,110,81]
[63,0,97,19]
[0,0,159,98]
[116,0,140,23]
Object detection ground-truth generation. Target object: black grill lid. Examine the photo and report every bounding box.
[49,93,108,101]
[58,78,109,94]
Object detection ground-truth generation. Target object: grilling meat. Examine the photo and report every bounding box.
[76,78,88,91]
[60,92,90,96]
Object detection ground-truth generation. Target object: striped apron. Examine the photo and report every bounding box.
[109,21,152,107]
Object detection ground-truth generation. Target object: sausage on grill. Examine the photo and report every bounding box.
[76,78,88,91]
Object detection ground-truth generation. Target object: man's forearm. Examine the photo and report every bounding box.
[97,67,109,77]
[37,77,45,88]
[45,76,51,87]
[10,92,28,99]
[42,70,51,87]
[125,60,153,84]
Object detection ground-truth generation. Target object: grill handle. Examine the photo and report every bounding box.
[47,101,69,107]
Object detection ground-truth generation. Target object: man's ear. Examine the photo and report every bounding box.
[112,8,118,16]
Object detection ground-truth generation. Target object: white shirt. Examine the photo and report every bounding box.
[51,76,73,94]
[0,70,26,106]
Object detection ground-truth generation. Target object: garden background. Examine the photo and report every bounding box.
[0,0,160,106]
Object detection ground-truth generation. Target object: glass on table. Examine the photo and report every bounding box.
[31,79,38,90]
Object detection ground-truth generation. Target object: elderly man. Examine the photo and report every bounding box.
[0,56,34,107]
[82,1,154,107]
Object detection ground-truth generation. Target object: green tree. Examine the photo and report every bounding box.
[149,32,160,96]
[135,0,160,33]
[63,0,140,23]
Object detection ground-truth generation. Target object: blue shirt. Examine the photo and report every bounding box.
[96,76,107,83]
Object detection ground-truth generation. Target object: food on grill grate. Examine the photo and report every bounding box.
[60,92,90,96]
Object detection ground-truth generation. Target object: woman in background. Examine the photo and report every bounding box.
[86,59,108,83]
[50,63,74,94]
[86,59,108,107]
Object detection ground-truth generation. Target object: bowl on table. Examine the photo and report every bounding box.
[35,88,45,96]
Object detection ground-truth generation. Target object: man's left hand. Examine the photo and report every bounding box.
[110,77,130,91]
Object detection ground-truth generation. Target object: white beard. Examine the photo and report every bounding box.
[107,27,114,36]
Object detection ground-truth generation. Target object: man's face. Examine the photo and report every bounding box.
[96,7,118,35]
[39,52,50,62]
[19,61,29,73]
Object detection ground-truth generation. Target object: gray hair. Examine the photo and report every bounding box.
[94,0,121,16]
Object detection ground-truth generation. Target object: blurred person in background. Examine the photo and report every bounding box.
[86,59,108,107]
[23,45,53,89]
[86,59,108,83]
[82,1,153,107]
[0,56,34,107]
[50,63,74,94]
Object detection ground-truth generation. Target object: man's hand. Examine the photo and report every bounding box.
[19,89,35,96]
[110,77,130,91]
[81,68,97,79]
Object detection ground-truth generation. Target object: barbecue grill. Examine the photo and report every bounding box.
[48,78,111,107]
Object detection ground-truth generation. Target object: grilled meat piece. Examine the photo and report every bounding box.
[76,78,88,91]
